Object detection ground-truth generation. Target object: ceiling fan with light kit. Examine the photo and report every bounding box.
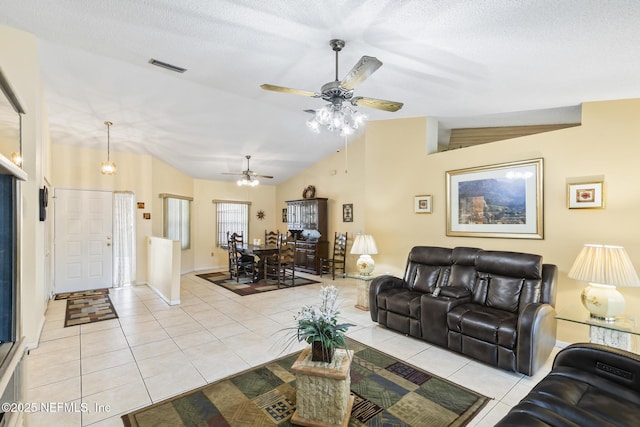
[222,155,273,187]
[261,39,403,136]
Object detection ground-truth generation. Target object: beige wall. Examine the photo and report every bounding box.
[151,157,195,273]
[0,25,49,347]
[277,100,640,346]
[193,179,277,270]
[8,15,640,350]
[276,133,369,268]
[50,144,280,276]
[52,144,154,280]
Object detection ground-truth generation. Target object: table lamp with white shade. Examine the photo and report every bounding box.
[568,244,640,322]
[351,234,378,276]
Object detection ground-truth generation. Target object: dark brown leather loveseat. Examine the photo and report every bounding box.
[369,246,557,375]
[496,343,640,426]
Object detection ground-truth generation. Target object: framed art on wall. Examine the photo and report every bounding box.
[414,195,432,213]
[446,158,544,239]
[567,181,604,209]
[343,204,353,222]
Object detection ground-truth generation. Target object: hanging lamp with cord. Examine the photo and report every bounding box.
[100,120,116,175]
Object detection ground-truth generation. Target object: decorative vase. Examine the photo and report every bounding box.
[356,254,375,275]
[581,283,625,321]
[311,341,335,363]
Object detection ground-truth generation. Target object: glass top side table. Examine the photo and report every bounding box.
[346,273,379,311]
[555,307,640,351]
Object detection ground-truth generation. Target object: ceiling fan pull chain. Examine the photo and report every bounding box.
[344,134,348,174]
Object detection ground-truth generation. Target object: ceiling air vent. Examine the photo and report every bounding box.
[148,58,187,73]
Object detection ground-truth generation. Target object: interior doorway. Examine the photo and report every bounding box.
[54,189,113,293]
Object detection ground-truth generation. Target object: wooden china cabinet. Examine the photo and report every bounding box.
[286,197,328,275]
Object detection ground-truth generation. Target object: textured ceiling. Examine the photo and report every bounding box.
[1,1,640,183]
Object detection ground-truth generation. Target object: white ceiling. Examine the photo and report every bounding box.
[1,1,640,183]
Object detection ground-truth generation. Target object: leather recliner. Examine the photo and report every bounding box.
[496,343,640,426]
[370,246,558,376]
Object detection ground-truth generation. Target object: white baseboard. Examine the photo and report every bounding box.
[193,265,227,272]
[28,314,47,351]
[147,284,180,306]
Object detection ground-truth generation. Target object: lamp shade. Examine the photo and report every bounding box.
[568,244,640,321]
[350,235,378,255]
[568,244,640,287]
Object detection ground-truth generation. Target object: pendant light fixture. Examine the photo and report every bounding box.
[100,120,116,175]
[10,152,22,167]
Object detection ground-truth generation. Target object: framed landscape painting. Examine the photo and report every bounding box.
[446,158,544,239]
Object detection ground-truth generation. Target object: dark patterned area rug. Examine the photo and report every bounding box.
[54,288,110,300]
[196,272,320,296]
[121,338,490,427]
[62,290,118,327]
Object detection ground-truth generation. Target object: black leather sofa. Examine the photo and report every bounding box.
[496,343,640,426]
[370,246,558,375]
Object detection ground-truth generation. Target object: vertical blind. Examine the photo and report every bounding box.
[160,193,192,250]
[214,200,250,246]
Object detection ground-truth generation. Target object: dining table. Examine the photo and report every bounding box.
[236,243,280,281]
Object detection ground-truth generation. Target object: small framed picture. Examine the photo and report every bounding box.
[282,208,287,222]
[343,203,353,222]
[137,202,145,209]
[568,181,604,209]
[414,195,432,214]
[143,212,151,220]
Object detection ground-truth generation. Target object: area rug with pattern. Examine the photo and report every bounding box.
[121,338,490,427]
[196,272,320,296]
[54,288,110,300]
[61,289,118,327]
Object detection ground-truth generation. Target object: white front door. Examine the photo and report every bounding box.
[54,189,113,293]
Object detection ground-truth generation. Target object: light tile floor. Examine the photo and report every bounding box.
[23,271,560,426]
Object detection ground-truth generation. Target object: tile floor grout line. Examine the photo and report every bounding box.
[114,296,154,422]
[78,321,85,426]
[25,272,560,426]
[135,290,211,401]
[79,294,149,426]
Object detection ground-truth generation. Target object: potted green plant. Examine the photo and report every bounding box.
[289,285,354,363]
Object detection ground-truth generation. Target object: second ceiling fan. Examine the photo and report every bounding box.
[222,155,272,187]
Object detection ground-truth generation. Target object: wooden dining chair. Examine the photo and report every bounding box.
[228,233,256,282]
[278,233,288,248]
[277,241,296,288]
[320,232,348,280]
[227,231,254,262]
[265,229,279,246]
[262,230,281,283]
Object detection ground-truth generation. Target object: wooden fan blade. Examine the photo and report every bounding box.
[260,84,319,98]
[253,174,274,179]
[351,96,403,112]
[221,172,244,176]
[340,56,383,90]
